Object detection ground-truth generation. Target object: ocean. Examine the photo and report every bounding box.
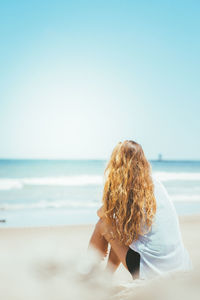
[0,159,200,228]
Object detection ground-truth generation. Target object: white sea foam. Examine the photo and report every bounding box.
[0,200,99,210]
[171,195,200,202]
[0,171,200,191]
[22,175,103,186]
[0,175,103,190]
[0,179,23,190]
[154,172,200,181]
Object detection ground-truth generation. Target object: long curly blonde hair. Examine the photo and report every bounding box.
[102,140,156,245]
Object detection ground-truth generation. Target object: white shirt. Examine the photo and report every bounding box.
[129,175,193,280]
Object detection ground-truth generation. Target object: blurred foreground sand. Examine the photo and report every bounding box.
[0,215,199,300]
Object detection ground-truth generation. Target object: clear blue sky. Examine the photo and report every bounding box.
[0,0,199,160]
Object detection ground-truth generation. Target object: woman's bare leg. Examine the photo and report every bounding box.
[105,235,129,270]
[89,218,129,272]
[88,219,109,259]
[106,247,121,272]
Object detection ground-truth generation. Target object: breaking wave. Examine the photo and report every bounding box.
[171,195,200,202]
[154,172,200,181]
[0,171,200,191]
[0,175,103,190]
[0,200,99,210]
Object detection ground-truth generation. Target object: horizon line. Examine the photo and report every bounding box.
[0,158,199,162]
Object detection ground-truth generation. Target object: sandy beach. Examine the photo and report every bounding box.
[0,215,200,300]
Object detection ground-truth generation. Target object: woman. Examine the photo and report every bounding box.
[89,140,192,280]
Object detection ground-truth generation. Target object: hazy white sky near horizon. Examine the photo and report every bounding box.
[0,1,199,160]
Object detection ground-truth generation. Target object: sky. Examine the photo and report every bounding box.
[0,0,199,160]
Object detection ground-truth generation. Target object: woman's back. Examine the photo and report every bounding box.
[129,175,193,279]
[90,140,193,280]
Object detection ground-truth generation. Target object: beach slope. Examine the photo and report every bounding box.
[0,215,199,300]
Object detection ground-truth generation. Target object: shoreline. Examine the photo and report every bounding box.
[0,213,199,230]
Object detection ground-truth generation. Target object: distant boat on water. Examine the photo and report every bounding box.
[158,153,163,161]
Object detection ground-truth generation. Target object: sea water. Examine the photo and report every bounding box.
[0,159,200,227]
